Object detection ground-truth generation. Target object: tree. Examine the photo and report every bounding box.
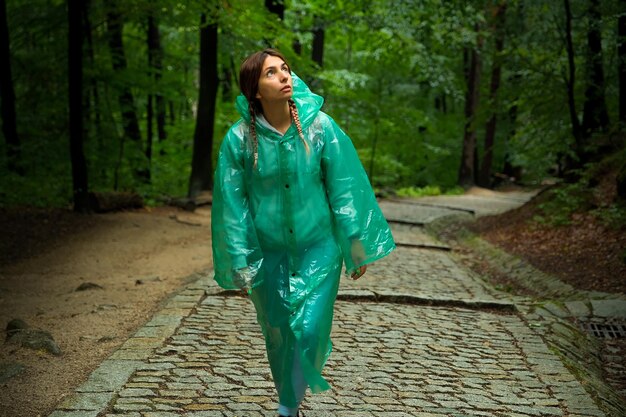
[581,0,610,138]
[147,6,167,146]
[563,0,584,157]
[0,0,22,175]
[188,12,218,199]
[82,0,101,144]
[312,16,325,67]
[147,6,167,174]
[106,1,146,183]
[479,2,507,188]
[265,0,284,19]
[68,0,91,212]
[617,0,626,125]
[458,23,483,188]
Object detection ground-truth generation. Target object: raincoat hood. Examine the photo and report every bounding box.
[235,72,324,130]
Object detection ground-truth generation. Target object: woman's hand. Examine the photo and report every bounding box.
[351,265,367,280]
[233,267,254,295]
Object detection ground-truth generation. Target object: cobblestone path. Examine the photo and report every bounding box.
[49,198,609,417]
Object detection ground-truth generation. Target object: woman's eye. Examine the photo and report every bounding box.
[267,70,274,77]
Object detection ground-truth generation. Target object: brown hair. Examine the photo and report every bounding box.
[239,49,308,167]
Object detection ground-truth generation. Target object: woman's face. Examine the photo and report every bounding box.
[256,55,293,104]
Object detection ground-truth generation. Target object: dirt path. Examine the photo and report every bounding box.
[0,206,212,417]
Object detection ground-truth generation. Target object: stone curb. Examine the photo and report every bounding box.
[425,215,626,417]
[48,270,216,417]
[212,288,517,313]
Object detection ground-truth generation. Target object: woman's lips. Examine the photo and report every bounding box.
[281,85,292,92]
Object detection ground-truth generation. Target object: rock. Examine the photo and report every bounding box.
[0,361,26,383]
[75,282,103,291]
[6,318,29,340]
[98,336,115,343]
[136,276,161,285]
[91,304,118,313]
[8,329,62,356]
[5,319,62,356]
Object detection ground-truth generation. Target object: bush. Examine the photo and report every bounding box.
[534,182,591,226]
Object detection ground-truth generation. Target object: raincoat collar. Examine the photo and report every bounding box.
[235,72,324,135]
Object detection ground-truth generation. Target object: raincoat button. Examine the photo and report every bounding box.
[285,184,290,188]
[289,229,293,233]
[291,272,296,277]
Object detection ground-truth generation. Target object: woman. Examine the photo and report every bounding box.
[211,48,395,417]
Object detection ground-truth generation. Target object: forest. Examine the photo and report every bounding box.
[0,0,625,217]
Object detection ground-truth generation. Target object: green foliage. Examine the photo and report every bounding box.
[592,204,626,230]
[1,0,625,208]
[533,182,592,226]
[395,185,464,198]
[355,148,410,188]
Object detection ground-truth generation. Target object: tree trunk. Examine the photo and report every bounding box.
[581,0,610,139]
[479,2,507,188]
[312,17,325,67]
[435,94,447,113]
[221,65,233,102]
[618,161,626,200]
[146,11,157,174]
[188,13,218,199]
[106,2,147,180]
[293,39,302,55]
[265,0,284,19]
[309,17,325,90]
[0,0,22,175]
[458,25,483,188]
[618,0,626,124]
[147,11,166,144]
[169,100,175,125]
[68,0,91,212]
[83,0,101,144]
[563,0,583,164]
[146,92,153,178]
[503,101,522,182]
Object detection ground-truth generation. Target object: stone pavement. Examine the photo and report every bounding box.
[48,192,614,417]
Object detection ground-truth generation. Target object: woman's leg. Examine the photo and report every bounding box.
[249,256,303,411]
[250,241,341,413]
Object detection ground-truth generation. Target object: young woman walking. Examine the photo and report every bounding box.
[211,48,395,417]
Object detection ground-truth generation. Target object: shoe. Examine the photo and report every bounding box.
[278,411,301,416]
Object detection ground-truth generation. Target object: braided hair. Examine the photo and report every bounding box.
[289,99,310,155]
[247,99,309,168]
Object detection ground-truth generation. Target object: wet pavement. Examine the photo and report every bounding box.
[48,192,622,417]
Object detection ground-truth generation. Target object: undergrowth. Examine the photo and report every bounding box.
[395,185,464,198]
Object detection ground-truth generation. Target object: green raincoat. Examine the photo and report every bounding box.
[211,74,395,407]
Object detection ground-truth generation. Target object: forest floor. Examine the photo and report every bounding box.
[0,205,213,417]
[464,186,626,295]
[0,187,624,417]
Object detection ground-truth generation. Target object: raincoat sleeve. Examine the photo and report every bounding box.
[320,114,395,275]
[211,126,263,290]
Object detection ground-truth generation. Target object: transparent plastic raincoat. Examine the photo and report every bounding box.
[211,73,395,407]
